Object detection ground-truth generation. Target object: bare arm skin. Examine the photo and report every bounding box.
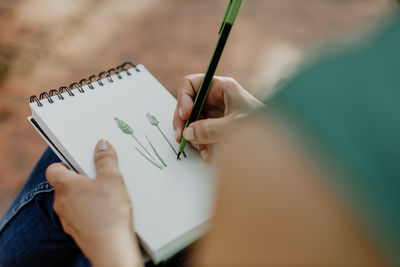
[192,116,387,266]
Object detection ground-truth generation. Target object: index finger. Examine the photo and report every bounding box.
[46,162,79,189]
[173,74,204,142]
[177,74,228,119]
[172,103,185,143]
[173,74,229,142]
[177,74,205,120]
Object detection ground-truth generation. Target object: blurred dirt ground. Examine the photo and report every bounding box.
[0,0,394,216]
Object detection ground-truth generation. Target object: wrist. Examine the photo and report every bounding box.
[88,228,143,267]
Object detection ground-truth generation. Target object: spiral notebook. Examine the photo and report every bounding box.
[28,62,214,264]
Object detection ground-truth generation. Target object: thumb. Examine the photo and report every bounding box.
[93,139,121,180]
[183,116,233,144]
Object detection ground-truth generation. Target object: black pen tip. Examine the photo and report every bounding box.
[177,152,181,160]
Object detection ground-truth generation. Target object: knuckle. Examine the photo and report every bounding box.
[98,166,121,178]
[108,168,122,178]
[94,150,113,165]
[177,88,184,100]
[177,83,190,99]
[184,74,199,82]
[224,77,238,87]
[213,76,238,92]
[191,143,200,150]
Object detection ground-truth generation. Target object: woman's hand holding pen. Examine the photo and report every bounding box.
[173,74,264,161]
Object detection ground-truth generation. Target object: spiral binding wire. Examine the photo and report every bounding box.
[29,62,139,107]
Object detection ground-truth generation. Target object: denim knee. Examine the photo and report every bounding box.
[0,147,90,267]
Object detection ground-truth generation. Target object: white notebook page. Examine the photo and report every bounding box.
[30,65,214,263]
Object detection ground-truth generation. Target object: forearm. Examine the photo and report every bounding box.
[89,230,143,267]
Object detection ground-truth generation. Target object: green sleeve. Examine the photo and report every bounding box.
[264,14,400,264]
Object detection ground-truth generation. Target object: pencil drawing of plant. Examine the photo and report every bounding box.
[146,135,167,167]
[134,147,162,170]
[146,112,186,158]
[114,117,163,169]
[146,112,159,126]
[114,117,134,135]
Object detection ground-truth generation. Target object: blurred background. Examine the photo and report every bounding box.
[0,0,395,216]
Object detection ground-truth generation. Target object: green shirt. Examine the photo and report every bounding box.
[266,14,400,264]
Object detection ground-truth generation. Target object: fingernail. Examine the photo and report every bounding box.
[179,107,183,119]
[183,127,195,141]
[106,140,114,151]
[96,139,108,152]
[200,149,208,160]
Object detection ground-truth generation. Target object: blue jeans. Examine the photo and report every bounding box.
[0,147,90,267]
[0,148,187,267]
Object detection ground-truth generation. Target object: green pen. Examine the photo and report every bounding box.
[177,0,242,160]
